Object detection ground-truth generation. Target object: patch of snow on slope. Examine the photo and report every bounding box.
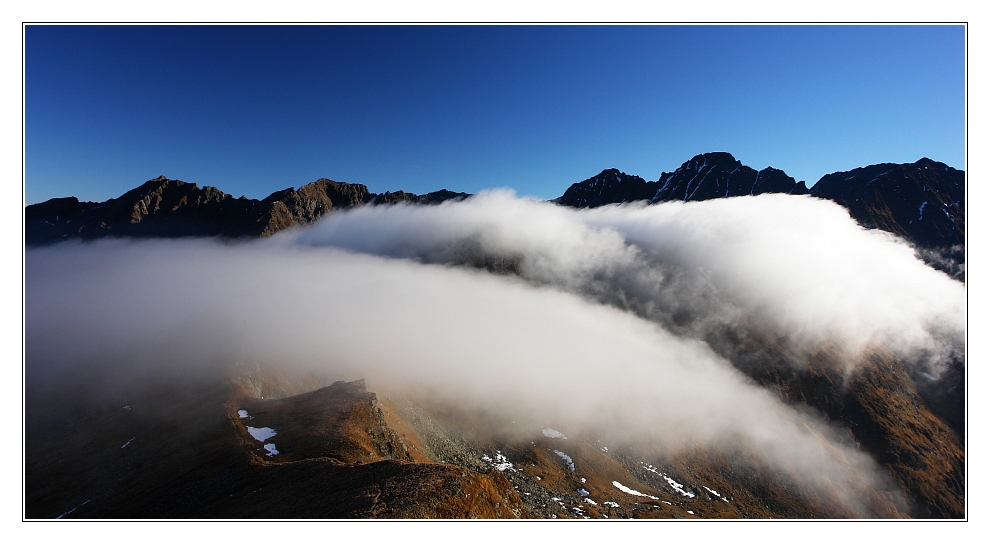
[642,463,695,497]
[554,450,575,471]
[703,485,729,502]
[246,426,277,442]
[542,428,567,439]
[238,410,249,418]
[264,443,279,457]
[481,451,515,472]
[612,481,658,500]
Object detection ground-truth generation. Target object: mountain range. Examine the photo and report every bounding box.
[26,152,964,280]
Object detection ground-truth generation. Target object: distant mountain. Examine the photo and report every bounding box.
[553,169,657,208]
[29,154,965,271]
[554,153,964,280]
[25,176,468,245]
[649,152,809,202]
[554,152,808,208]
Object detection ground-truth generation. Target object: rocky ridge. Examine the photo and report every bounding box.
[25,176,468,245]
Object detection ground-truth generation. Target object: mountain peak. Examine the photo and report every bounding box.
[651,153,800,203]
[553,169,653,208]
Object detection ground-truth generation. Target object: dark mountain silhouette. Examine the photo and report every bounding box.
[25,176,468,245]
[649,152,809,202]
[553,169,656,208]
[554,152,809,209]
[809,158,965,279]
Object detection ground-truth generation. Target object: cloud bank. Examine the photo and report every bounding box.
[290,190,965,373]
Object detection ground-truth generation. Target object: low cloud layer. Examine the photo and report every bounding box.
[291,190,965,373]
[26,191,965,516]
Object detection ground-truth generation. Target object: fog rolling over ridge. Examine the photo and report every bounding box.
[292,190,965,375]
[26,192,964,516]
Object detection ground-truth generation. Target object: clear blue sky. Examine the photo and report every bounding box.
[25,25,964,204]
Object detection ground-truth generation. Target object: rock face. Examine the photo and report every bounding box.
[25,176,469,245]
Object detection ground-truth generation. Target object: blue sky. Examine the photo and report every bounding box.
[25,25,964,204]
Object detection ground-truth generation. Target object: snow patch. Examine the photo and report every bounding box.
[121,437,135,449]
[703,485,730,502]
[612,481,659,500]
[554,450,575,471]
[246,426,277,442]
[642,463,695,497]
[481,451,515,472]
[603,501,620,508]
[238,410,249,418]
[264,443,279,457]
[577,488,590,497]
[542,428,567,439]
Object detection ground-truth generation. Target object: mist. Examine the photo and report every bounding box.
[25,191,965,516]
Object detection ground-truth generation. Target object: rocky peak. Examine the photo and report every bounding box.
[651,152,804,203]
[553,168,655,208]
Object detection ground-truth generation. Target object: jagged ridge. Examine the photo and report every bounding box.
[25,176,469,245]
